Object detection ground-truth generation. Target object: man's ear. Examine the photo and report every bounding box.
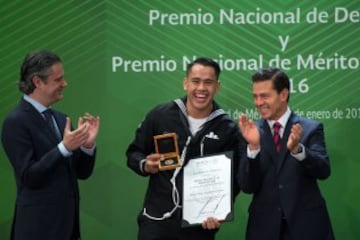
[183,77,188,91]
[280,88,289,101]
[216,80,221,92]
[32,75,42,88]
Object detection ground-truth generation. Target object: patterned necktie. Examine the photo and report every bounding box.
[43,109,60,141]
[273,122,282,153]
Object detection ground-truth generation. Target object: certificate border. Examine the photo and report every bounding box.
[181,151,234,227]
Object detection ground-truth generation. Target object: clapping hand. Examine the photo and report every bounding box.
[238,115,260,150]
[80,113,100,149]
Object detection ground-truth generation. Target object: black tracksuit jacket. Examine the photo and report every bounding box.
[126,97,244,227]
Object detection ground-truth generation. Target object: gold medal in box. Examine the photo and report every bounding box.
[154,133,182,171]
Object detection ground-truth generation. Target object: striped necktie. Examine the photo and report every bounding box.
[273,122,282,153]
[43,109,60,141]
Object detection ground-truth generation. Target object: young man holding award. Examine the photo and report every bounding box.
[126,57,244,240]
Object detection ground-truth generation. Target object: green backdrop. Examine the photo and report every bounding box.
[1,1,359,239]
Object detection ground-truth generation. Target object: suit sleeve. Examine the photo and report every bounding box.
[224,123,246,198]
[126,110,155,176]
[238,122,263,194]
[72,149,96,180]
[1,115,64,189]
[299,122,331,180]
[238,151,263,194]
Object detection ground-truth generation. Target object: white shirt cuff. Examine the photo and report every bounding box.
[291,144,306,161]
[58,142,72,157]
[247,145,260,159]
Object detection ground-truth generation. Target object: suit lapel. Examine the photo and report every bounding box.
[52,110,66,141]
[276,112,300,173]
[259,113,302,173]
[259,120,279,169]
[276,123,290,173]
[20,99,62,144]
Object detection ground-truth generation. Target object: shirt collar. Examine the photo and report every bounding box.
[23,95,49,113]
[267,107,291,129]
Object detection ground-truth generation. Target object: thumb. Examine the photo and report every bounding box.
[65,117,71,132]
[248,119,255,126]
[78,117,83,128]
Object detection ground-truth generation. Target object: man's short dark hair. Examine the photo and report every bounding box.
[19,50,62,94]
[252,67,290,101]
[186,57,221,80]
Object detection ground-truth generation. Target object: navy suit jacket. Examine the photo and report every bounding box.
[239,112,334,240]
[1,99,96,240]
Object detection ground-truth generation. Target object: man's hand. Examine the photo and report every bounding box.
[144,153,163,174]
[239,115,260,150]
[62,117,89,151]
[202,217,221,230]
[80,113,100,148]
[287,123,303,153]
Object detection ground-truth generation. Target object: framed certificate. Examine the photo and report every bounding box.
[153,133,182,171]
[182,151,233,227]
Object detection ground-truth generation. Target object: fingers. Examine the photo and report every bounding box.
[64,117,71,133]
[82,113,100,126]
[287,123,303,151]
[292,123,303,136]
[63,113,101,151]
[81,114,100,140]
[238,114,247,129]
[144,153,162,174]
[73,119,89,136]
[202,217,221,230]
[78,113,100,149]
[239,114,247,123]
[239,114,255,129]
[63,117,90,151]
[290,123,302,142]
[78,116,84,127]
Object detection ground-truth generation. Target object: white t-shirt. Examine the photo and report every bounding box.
[187,116,207,135]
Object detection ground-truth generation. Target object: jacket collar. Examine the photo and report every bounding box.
[174,96,226,123]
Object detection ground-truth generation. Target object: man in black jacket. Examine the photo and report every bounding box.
[127,57,243,240]
[1,50,100,240]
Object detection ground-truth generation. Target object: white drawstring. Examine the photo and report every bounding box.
[143,136,191,221]
[200,132,219,156]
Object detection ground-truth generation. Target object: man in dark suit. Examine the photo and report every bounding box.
[1,50,100,240]
[238,68,334,240]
